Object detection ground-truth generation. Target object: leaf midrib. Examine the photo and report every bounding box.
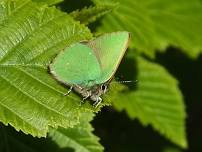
[0,66,71,120]
[0,10,67,64]
[4,0,29,17]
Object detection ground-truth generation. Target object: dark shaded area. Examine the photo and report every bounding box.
[0,124,74,152]
[92,107,179,152]
[89,18,103,33]
[115,55,138,90]
[57,0,93,13]
[57,0,105,32]
[155,48,202,152]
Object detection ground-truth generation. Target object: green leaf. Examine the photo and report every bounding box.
[96,0,202,58]
[112,56,187,148]
[0,0,93,137]
[49,112,104,152]
[70,1,118,25]
[32,0,63,5]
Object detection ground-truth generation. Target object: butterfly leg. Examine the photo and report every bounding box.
[93,97,102,108]
[80,91,91,106]
[64,86,73,96]
[82,94,90,101]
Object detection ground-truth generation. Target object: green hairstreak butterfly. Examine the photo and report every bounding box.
[49,31,130,107]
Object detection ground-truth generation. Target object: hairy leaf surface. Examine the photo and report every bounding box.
[0,0,93,137]
[70,1,118,25]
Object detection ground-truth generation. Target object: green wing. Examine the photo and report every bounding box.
[87,32,130,84]
[50,43,101,87]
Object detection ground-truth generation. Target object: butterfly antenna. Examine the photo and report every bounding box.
[111,80,138,84]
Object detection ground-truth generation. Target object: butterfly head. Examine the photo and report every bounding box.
[99,83,109,95]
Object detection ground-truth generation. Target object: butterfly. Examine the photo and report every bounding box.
[49,32,130,107]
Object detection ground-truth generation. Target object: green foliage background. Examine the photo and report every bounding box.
[0,0,201,151]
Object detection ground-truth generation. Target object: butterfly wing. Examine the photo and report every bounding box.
[50,43,101,87]
[87,32,130,84]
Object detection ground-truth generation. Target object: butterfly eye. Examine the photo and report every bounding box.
[101,84,108,93]
[101,85,106,91]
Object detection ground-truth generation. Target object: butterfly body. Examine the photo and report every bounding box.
[49,32,130,107]
[72,82,109,107]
